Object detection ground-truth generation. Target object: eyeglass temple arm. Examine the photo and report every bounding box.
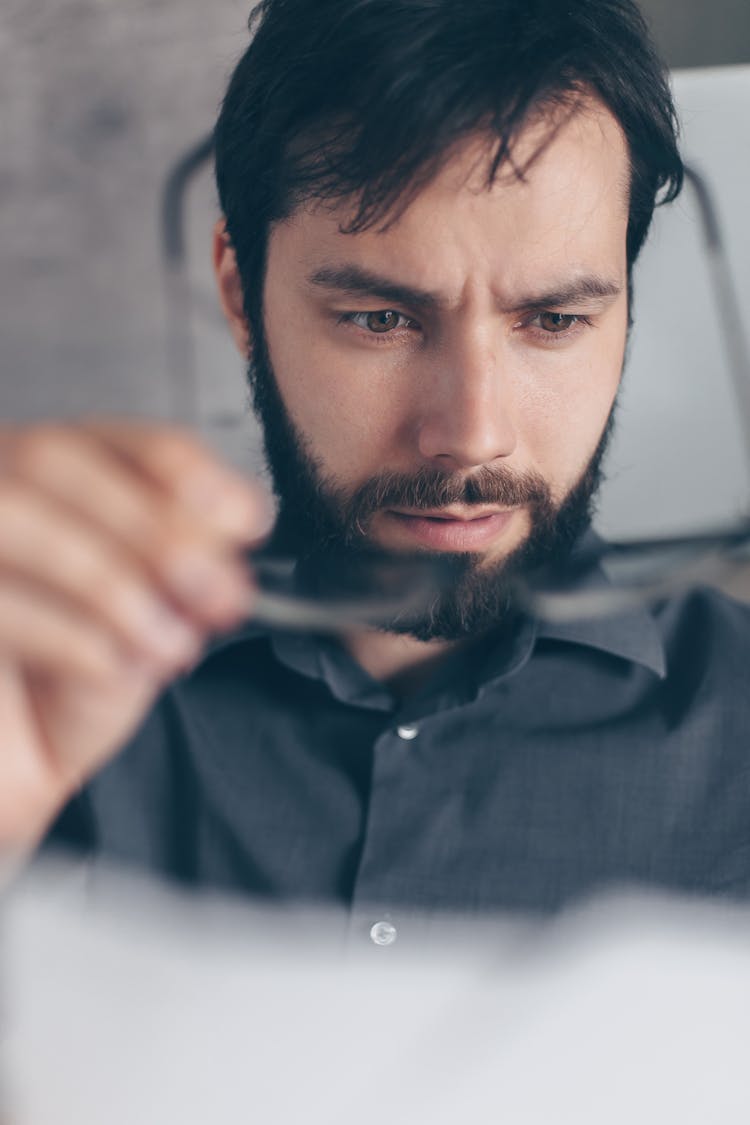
[682,166,750,477]
[161,134,215,267]
[159,134,215,422]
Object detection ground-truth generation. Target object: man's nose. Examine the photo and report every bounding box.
[416,333,518,470]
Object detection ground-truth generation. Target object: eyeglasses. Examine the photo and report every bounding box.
[161,141,750,631]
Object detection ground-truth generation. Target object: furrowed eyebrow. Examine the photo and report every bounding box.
[307,265,442,312]
[307,264,623,314]
[508,277,623,312]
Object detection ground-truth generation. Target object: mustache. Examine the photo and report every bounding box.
[343,465,552,529]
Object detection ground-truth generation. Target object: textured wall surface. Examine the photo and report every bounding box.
[0,0,261,468]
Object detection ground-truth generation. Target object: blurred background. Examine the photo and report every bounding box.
[1,0,749,539]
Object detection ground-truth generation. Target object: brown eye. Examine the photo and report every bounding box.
[538,312,578,333]
[366,310,401,333]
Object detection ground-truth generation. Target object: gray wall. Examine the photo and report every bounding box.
[0,1,251,418]
[643,0,750,67]
[597,67,750,539]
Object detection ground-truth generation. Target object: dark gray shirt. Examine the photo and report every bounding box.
[49,569,750,918]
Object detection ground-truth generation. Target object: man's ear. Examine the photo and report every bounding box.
[212,219,253,359]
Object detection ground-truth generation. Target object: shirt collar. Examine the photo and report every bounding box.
[530,529,667,679]
[535,609,666,679]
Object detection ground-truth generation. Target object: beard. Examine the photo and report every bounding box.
[247,316,616,642]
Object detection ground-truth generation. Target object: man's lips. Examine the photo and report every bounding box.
[385,506,517,551]
[390,506,510,521]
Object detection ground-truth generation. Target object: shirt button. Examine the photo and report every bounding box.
[369,920,398,947]
[396,724,419,741]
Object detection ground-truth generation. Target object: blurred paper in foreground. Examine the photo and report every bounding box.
[3,856,750,1124]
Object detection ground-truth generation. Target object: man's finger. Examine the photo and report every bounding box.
[0,579,157,684]
[0,471,255,631]
[76,417,271,537]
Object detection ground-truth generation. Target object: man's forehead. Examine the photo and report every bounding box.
[270,101,629,307]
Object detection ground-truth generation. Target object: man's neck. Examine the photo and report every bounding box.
[341,628,471,698]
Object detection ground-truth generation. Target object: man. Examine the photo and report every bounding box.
[2,0,749,921]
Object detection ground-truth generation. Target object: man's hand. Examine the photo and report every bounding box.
[0,418,268,849]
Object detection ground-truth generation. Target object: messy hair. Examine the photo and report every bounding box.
[215,0,683,313]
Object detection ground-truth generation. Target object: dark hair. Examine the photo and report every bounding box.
[215,0,683,315]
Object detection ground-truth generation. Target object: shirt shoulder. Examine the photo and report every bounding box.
[656,585,750,667]
[648,586,750,739]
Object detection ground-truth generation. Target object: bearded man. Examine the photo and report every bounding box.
[2,0,749,924]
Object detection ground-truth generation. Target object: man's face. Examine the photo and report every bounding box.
[225,99,631,638]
